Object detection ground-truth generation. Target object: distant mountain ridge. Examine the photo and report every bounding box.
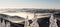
[0,9,60,13]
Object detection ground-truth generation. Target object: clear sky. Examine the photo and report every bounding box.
[0,0,60,9]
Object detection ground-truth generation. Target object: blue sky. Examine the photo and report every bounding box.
[0,0,60,9]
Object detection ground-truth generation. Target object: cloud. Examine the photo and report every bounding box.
[0,4,60,9]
